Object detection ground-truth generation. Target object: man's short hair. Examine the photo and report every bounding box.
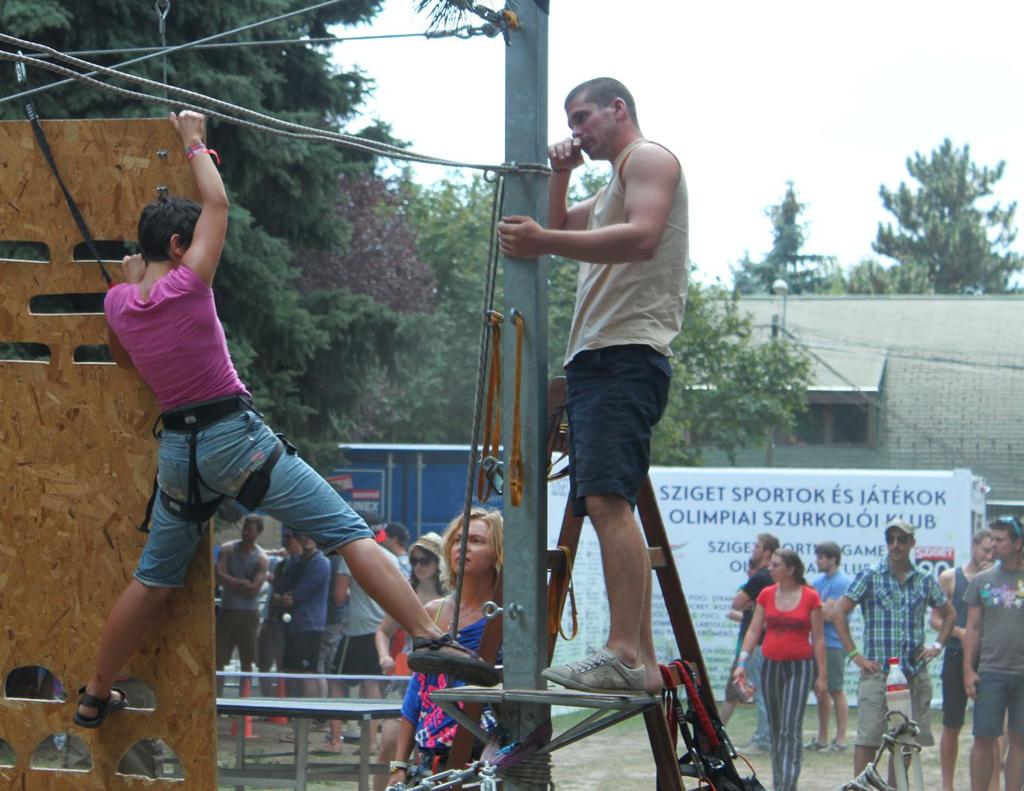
[383,521,410,547]
[565,77,638,125]
[756,533,780,554]
[243,515,265,533]
[972,527,992,545]
[137,196,201,262]
[815,541,842,563]
[990,515,1022,540]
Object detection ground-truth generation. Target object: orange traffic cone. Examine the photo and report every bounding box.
[230,676,256,739]
[268,675,289,725]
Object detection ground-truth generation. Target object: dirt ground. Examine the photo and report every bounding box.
[215,702,975,790]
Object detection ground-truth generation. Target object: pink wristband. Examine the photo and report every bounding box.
[185,143,221,165]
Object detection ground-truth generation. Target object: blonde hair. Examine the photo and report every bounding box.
[440,507,504,590]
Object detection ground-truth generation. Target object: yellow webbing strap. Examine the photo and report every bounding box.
[507,310,525,506]
[477,310,503,502]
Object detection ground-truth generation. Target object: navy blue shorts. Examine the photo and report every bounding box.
[941,647,968,728]
[565,344,671,517]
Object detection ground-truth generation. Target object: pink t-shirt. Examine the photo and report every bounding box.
[105,265,250,412]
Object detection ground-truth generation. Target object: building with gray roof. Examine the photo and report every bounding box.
[698,295,1023,516]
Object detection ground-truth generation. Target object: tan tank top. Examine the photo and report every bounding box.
[564,138,689,364]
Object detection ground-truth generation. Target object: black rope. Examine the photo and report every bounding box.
[450,172,506,640]
[15,59,113,287]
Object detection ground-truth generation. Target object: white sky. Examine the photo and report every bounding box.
[332,0,1024,286]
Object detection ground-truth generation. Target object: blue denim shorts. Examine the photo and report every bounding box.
[973,670,1024,737]
[565,344,671,517]
[135,410,372,587]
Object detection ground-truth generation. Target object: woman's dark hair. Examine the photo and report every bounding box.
[774,548,807,586]
[408,545,443,594]
[137,196,201,262]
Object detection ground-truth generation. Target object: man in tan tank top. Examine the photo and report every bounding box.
[498,78,688,694]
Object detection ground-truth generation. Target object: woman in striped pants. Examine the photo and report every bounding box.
[734,548,827,791]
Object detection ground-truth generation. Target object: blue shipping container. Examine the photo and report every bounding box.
[329,444,503,540]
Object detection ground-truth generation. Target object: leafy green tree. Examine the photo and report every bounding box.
[0,0,419,465]
[732,182,840,295]
[342,174,500,444]
[654,283,811,465]
[363,171,811,465]
[874,138,1022,293]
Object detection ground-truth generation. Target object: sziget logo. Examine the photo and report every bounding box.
[913,546,955,577]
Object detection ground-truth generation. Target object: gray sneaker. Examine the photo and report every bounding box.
[541,649,647,693]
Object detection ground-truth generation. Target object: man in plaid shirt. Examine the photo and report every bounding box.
[833,518,956,776]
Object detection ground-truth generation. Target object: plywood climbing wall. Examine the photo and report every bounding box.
[0,119,216,788]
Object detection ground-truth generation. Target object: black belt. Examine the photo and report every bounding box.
[139,395,294,533]
[161,394,252,432]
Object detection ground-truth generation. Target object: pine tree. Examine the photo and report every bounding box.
[732,182,839,294]
[874,138,1022,293]
[0,0,424,462]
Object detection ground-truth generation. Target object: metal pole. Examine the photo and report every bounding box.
[500,3,549,788]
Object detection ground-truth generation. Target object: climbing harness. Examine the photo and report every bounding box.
[840,712,924,791]
[660,660,766,791]
[13,59,113,288]
[137,396,296,533]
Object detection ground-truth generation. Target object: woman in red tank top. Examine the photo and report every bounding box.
[732,549,827,791]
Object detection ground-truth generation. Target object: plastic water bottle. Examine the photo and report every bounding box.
[885,657,912,719]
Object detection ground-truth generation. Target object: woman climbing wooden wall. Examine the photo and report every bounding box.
[0,118,216,790]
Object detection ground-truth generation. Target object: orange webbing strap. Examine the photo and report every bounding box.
[507,310,526,506]
[477,310,503,502]
[546,546,578,642]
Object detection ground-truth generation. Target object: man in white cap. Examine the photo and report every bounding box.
[832,517,956,776]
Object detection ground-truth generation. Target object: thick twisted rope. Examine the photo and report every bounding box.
[0,37,550,176]
[0,0,346,107]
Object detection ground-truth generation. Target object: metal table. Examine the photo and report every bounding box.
[217,696,402,790]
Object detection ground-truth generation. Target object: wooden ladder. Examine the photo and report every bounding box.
[544,376,718,791]
[444,378,722,789]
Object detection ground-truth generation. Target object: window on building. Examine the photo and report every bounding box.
[786,396,875,447]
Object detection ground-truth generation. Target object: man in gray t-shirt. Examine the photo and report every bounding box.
[963,516,1024,791]
[323,550,401,751]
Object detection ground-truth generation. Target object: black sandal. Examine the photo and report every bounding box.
[408,633,501,687]
[73,686,128,729]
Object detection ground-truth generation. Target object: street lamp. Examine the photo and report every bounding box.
[771,278,789,338]
[767,279,790,465]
